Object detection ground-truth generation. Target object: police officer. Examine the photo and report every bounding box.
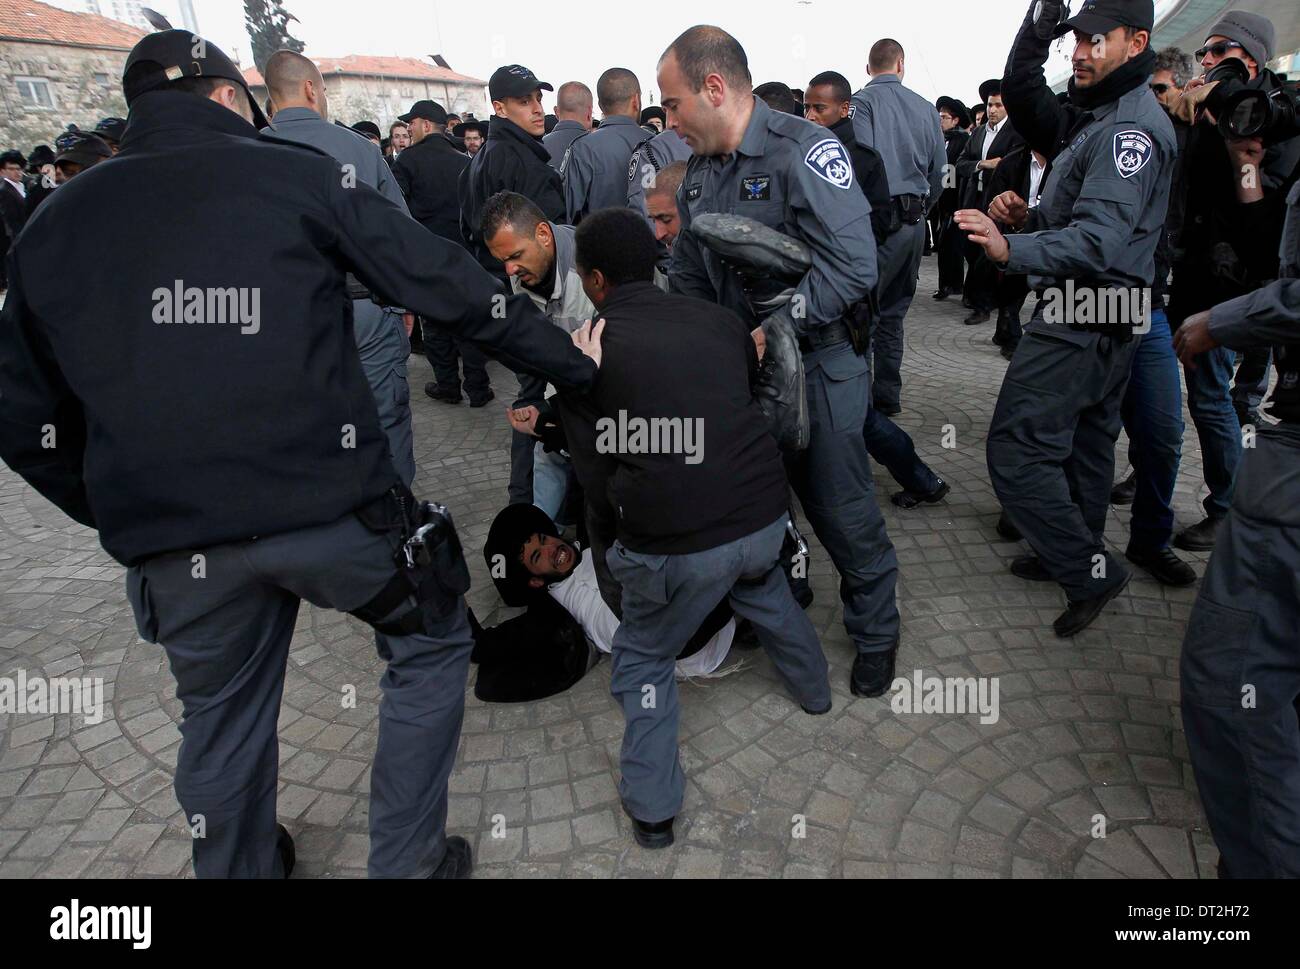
[957,0,1176,638]
[92,116,128,154]
[850,38,946,416]
[263,50,417,487]
[461,64,568,506]
[392,97,494,409]
[0,30,596,879]
[1173,173,1300,879]
[544,82,593,169]
[561,68,647,224]
[660,25,901,697]
[51,130,113,184]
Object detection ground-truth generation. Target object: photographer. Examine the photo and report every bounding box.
[1165,11,1300,553]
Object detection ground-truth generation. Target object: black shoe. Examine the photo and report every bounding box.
[999,344,1016,361]
[622,803,674,850]
[1053,570,1131,638]
[1173,516,1223,552]
[425,383,463,404]
[1110,470,1137,506]
[429,835,473,879]
[991,331,1007,347]
[932,288,951,301]
[996,512,1022,542]
[277,824,295,879]
[873,402,902,417]
[1010,555,1053,582]
[850,645,898,699]
[732,619,762,651]
[1125,545,1197,587]
[468,391,496,409]
[802,699,833,716]
[963,311,990,325]
[891,478,950,509]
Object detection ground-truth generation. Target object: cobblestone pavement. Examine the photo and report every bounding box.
[0,260,1224,879]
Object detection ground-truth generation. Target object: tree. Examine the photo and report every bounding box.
[243,0,305,74]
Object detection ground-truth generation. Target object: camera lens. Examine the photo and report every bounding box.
[1226,91,1268,138]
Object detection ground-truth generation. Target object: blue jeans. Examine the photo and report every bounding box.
[532,443,570,523]
[1120,309,1184,551]
[1183,343,1242,519]
[863,407,940,496]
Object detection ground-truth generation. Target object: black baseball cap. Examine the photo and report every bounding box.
[351,120,381,139]
[93,117,128,144]
[122,29,268,128]
[489,64,553,101]
[1055,0,1154,38]
[54,131,113,167]
[398,99,448,124]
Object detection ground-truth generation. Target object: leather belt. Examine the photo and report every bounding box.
[797,321,853,354]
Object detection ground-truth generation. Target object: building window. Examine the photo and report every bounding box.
[16,76,54,108]
[94,72,111,86]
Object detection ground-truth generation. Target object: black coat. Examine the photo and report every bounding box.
[392,132,469,243]
[829,115,893,244]
[459,116,566,279]
[956,120,1024,210]
[0,180,27,239]
[0,90,595,566]
[938,127,970,216]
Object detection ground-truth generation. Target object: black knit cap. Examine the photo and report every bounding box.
[484,504,561,606]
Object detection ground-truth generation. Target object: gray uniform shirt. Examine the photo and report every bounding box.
[669,97,877,344]
[561,115,646,223]
[851,74,946,205]
[628,129,692,215]
[1006,85,1176,299]
[263,107,412,383]
[544,119,587,169]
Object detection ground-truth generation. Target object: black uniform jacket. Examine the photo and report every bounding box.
[0,90,595,566]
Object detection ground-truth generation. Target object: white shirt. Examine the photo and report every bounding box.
[980,119,1004,162]
[548,553,735,678]
[4,176,26,198]
[1028,153,1046,208]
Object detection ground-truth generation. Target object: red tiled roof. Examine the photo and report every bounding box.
[0,0,145,50]
[243,55,485,88]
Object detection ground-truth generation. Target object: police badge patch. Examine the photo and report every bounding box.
[1113,129,1153,179]
[848,103,857,119]
[741,175,771,201]
[804,139,854,190]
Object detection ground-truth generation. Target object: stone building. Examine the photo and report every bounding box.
[243,55,489,129]
[1,0,144,150]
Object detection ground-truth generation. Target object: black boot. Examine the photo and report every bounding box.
[964,310,990,325]
[850,644,898,699]
[1053,570,1132,638]
[429,836,474,878]
[996,512,1022,542]
[891,478,950,509]
[1125,545,1197,587]
[622,803,674,849]
[1173,516,1223,552]
[1010,556,1053,582]
[1110,470,1137,506]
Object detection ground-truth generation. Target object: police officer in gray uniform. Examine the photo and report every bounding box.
[561,68,647,224]
[627,127,691,217]
[0,30,598,879]
[850,38,946,416]
[262,50,416,486]
[1174,139,1300,879]
[959,0,1176,638]
[660,25,900,697]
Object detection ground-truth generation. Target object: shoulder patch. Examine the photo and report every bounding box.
[804,138,854,190]
[848,103,857,119]
[1113,129,1153,179]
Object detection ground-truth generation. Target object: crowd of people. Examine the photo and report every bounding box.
[0,0,1296,880]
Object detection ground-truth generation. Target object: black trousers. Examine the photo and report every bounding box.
[422,320,491,401]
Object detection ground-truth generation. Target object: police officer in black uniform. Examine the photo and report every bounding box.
[0,30,596,880]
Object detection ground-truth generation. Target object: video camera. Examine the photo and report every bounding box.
[1205,57,1300,145]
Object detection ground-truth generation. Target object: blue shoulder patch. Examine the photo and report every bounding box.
[1113,129,1153,179]
[804,138,854,190]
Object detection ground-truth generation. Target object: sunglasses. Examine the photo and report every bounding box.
[1195,40,1243,60]
[1149,83,1170,94]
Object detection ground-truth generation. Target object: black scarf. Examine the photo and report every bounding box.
[1067,48,1156,111]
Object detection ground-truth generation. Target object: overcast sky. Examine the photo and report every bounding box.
[62,0,1096,109]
